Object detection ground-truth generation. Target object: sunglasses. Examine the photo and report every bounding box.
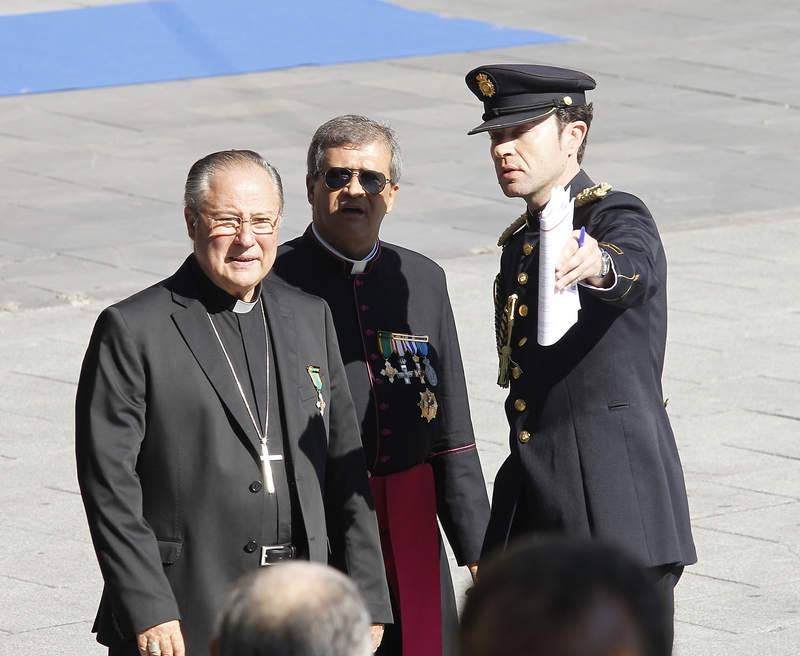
[323,167,391,195]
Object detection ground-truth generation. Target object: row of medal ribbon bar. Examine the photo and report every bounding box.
[377,331,438,386]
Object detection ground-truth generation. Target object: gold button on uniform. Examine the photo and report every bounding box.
[518,336,528,347]
[522,243,533,256]
[517,272,528,285]
[518,430,531,444]
[518,304,528,317]
[514,399,527,412]
[511,366,523,380]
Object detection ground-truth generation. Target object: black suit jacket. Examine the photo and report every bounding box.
[76,256,391,654]
[485,170,697,568]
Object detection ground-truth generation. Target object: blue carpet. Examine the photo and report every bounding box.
[0,1,566,96]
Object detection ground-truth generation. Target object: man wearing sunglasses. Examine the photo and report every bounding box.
[274,115,490,656]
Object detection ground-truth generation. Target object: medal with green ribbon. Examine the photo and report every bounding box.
[306,365,326,416]
[378,333,398,383]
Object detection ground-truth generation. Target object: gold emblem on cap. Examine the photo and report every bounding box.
[563,96,573,106]
[476,73,496,98]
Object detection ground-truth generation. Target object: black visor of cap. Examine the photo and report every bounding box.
[467,108,556,135]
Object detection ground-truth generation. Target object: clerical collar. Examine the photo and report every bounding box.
[192,255,261,313]
[231,295,259,313]
[311,224,379,275]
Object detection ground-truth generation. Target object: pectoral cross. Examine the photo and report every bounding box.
[259,438,284,494]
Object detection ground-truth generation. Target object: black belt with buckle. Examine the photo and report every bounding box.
[260,543,296,567]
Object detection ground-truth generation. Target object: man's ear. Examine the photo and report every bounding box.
[184,207,197,239]
[564,121,587,158]
[306,174,316,206]
[384,182,400,214]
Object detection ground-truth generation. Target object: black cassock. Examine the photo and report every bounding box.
[275,228,490,656]
[485,170,696,570]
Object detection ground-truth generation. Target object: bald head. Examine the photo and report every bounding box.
[213,562,371,656]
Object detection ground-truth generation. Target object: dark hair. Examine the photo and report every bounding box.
[307,114,401,182]
[184,149,284,214]
[460,537,668,656]
[556,102,593,164]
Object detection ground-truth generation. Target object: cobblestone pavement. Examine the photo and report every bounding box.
[1,1,799,654]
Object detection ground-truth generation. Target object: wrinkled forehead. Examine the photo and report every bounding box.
[206,161,273,187]
[203,164,281,211]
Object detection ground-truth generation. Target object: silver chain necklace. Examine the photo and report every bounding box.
[206,298,282,494]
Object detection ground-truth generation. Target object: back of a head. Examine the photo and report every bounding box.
[213,562,371,656]
[460,538,669,656]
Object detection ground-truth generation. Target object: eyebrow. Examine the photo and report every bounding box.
[205,208,277,218]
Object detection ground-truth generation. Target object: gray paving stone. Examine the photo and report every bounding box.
[0,621,105,656]
[2,575,98,634]
[694,501,800,547]
[678,580,800,636]
[685,480,795,522]
[673,623,800,656]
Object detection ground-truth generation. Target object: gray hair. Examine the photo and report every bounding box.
[307,114,402,183]
[214,562,372,656]
[184,149,285,214]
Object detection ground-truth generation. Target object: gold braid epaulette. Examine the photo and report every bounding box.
[574,182,612,208]
[497,183,612,247]
[497,212,528,248]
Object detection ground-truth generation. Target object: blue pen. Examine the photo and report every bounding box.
[577,226,586,248]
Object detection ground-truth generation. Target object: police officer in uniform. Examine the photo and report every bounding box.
[274,115,490,656]
[463,65,696,646]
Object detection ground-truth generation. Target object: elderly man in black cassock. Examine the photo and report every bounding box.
[76,150,391,656]
[273,115,490,656]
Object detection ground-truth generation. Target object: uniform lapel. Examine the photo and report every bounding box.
[170,279,263,454]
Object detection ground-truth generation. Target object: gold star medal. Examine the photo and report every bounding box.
[418,388,438,423]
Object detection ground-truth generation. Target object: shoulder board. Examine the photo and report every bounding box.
[574,182,612,208]
[497,212,528,248]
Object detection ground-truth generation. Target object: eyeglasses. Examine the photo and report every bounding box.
[323,167,392,195]
[204,216,279,237]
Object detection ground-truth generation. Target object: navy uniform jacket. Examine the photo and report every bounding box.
[484,170,696,568]
[274,228,490,567]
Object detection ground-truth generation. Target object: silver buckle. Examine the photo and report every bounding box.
[260,546,272,567]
